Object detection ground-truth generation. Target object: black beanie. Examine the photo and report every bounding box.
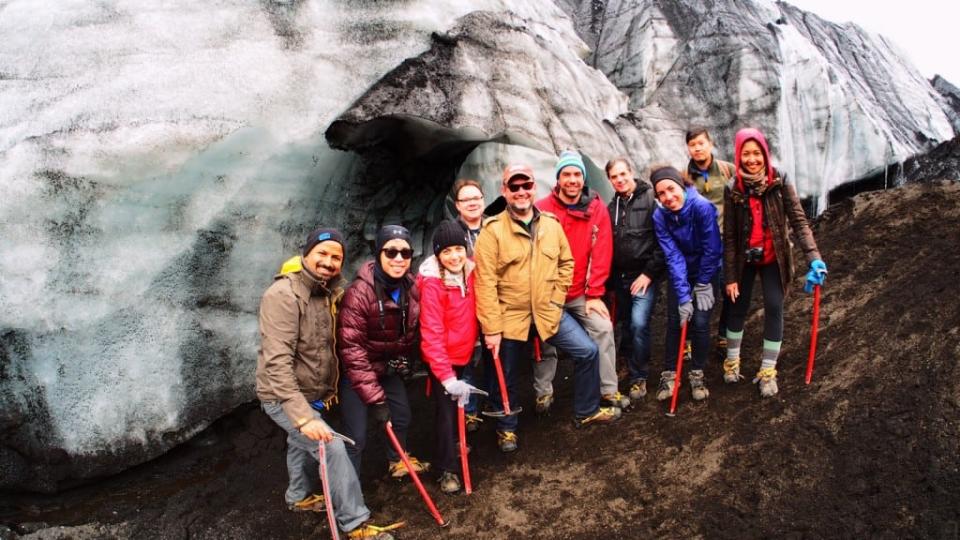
[375,224,412,254]
[650,166,685,190]
[432,220,468,256]
[303,227,345,257]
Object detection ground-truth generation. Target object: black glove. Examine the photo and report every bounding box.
[370,402,391,425]
[387,356,412,381]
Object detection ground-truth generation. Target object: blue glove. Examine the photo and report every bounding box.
[804,259,827,293]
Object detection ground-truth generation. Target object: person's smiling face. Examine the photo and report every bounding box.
[740,139,766,176]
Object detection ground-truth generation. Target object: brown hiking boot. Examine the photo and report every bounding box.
[754,368,779,398]
[346,522,404,540]
[656,371,676,401]
[288,493,325,512]
[601,391,631,410]
[723,358,744,383]
[575,406,622,428]
[689,369,709,401]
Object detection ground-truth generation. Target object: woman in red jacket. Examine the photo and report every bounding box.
[338,225,428,478]
[418,220,482,494]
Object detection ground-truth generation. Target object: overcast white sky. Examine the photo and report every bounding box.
[787,0,960,86]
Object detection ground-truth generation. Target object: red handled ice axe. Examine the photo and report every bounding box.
[482,353,522,417]
[384,420,449,527]
[457,405,472,494]
[317,441,341,540]
[666,321,689,417]
[805,285,822,384]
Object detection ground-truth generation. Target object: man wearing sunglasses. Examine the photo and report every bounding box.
[474,164,621,453]
[533,151,628,416]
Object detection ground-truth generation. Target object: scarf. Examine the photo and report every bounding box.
[740,168,769,196]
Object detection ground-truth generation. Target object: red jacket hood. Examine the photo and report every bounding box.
[733,128,776,192]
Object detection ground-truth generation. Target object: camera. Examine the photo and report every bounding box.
[387,356,412,381]
[745,247,764,263]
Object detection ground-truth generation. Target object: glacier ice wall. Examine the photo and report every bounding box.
[559,0,956,210]
[0,0,560,491]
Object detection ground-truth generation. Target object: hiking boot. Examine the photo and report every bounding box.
[388,456,430,478]
[346,522,404,540]
[464,413,482,432]
[688,369,709,401]
[656,371,676,401]
[575,406,622,428]
[629,379,647,400]
[439,471,461,494]
[535,393,554,415]
[753,368,779,398]
[497,430,518,453]
[602,391,631,410]
[722,358,744,383]
[288,493,325,512]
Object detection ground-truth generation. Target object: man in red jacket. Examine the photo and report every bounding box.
[533,151,628,413]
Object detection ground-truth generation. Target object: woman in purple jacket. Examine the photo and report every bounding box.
[651,165,723,403]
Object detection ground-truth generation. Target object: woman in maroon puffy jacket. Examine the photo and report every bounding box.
[417,220,482,494]
[338,225,427,478]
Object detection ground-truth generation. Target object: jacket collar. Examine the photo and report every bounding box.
[552,185,596,217]
[295,267,344,299]
[417,254,475,281]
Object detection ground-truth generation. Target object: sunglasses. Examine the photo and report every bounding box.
[381,247,414,260]
[506,181,535,193]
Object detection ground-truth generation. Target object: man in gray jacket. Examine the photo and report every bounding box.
[256,227,398,540]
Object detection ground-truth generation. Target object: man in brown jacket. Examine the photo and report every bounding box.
[474,164,620,453]
[256,227,398,540]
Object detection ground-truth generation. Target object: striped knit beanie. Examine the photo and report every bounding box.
[555,150,586,180]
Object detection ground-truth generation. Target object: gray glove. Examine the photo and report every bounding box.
[693,282,715,311]
[678,301,694,323]
[441,378,478,407]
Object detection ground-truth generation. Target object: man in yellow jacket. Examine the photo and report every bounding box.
[474,164,621,453]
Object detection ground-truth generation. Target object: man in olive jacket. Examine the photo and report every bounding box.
[256,227,394,539]
[474,164,619,453]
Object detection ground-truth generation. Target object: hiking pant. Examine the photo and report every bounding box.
[494,311,601,432]
[461,345,489,416]
[665,273,720,372]
[716,266,731,339]
[613,273,659,383]
[726,262,785,341]
[338,372,412,475]
[430,366,465,474]
[262,402,370,532]
[534,295,617,397]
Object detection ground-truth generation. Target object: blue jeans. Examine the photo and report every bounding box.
[490,312,601,432]
[664,274,719,372]
[614,274,659,382]
[338,373,412,476]
[261,402,370,532]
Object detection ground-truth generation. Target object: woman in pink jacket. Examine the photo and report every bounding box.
[418,220,482,494]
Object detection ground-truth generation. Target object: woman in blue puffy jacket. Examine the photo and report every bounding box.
[651,165,722,403]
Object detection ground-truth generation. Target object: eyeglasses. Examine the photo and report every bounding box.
[381,247,413,260]
[506,181,535,193]
[457,196,483,203]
